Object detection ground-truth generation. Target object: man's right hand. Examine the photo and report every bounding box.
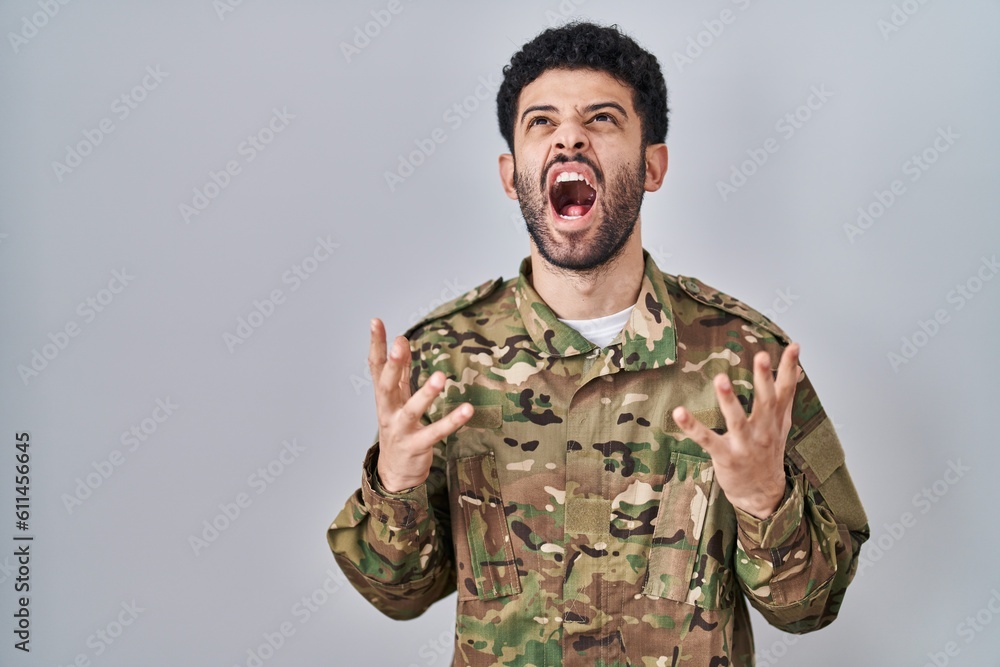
[369,317,474,493]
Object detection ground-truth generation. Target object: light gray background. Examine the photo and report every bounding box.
[2,1,998,665]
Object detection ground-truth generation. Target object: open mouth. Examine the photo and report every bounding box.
[549,170,597,220]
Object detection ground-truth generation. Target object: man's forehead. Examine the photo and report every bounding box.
[516,67,635,114]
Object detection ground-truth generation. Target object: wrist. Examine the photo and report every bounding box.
[730,476,788,520]
[376,465,425,495]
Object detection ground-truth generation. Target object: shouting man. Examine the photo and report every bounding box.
[327,21,868,667]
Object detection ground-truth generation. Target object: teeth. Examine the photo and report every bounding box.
[554,171,594,189]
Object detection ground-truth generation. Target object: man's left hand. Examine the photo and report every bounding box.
[671,343,802,520]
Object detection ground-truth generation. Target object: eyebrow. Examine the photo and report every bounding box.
[520,101,629,125]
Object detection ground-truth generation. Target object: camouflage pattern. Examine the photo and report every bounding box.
[327,248,869,666]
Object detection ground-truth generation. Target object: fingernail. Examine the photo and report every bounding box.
[370,318,376,331]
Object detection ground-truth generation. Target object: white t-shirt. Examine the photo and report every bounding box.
[556,303,635,348]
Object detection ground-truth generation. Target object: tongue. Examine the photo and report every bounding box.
[560,204,591,217]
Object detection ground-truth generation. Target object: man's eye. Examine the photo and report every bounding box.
[528,117,549,127]
[592,113,615,123]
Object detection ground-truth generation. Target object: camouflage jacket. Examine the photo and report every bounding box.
[327,248,869,666]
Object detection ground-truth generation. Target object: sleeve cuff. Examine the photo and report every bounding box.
[360,442,429,529]
[733,474,804,549]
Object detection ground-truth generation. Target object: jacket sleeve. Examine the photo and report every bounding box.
[731,362,870,633]
[325,336,455,620]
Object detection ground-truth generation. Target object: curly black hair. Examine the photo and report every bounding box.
[496,21,669,155]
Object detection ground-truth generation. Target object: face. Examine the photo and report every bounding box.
[499,67,665,273]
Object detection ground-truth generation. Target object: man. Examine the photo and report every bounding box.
[327,21,868,667]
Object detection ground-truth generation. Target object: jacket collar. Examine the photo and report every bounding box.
[513,248,677,370]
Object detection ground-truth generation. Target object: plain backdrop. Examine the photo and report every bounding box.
[2,1,999,665]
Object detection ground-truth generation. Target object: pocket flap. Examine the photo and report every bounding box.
[443,402,502,429]
[663,407,727,433]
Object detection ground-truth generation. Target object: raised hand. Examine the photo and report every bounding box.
[671,343,802,519]
[368,317,473,493]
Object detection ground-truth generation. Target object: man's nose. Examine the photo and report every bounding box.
[552,120,588,153]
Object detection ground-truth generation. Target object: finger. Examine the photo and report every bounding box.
[399,371,446,426]
[773,342,801,410]
[413,402,474,449]
[376,334,408,412]
[672,406,726,455]
[751,350,776,411]
[368,317,387,377]
[397,337,413,402]
[780,380,796,438]
[713,373,748,435]
[368,318,391,412]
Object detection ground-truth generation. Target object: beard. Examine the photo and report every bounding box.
[514,150,646,274]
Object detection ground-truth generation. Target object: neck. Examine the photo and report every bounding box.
[528,223,645,320]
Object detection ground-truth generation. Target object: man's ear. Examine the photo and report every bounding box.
[498,153,518,200]
[643,143,668,193]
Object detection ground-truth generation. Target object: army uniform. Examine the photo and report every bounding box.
[327,248,869,666]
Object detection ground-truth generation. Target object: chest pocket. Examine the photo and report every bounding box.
[642,450,735,610]
[447,445,521,601]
